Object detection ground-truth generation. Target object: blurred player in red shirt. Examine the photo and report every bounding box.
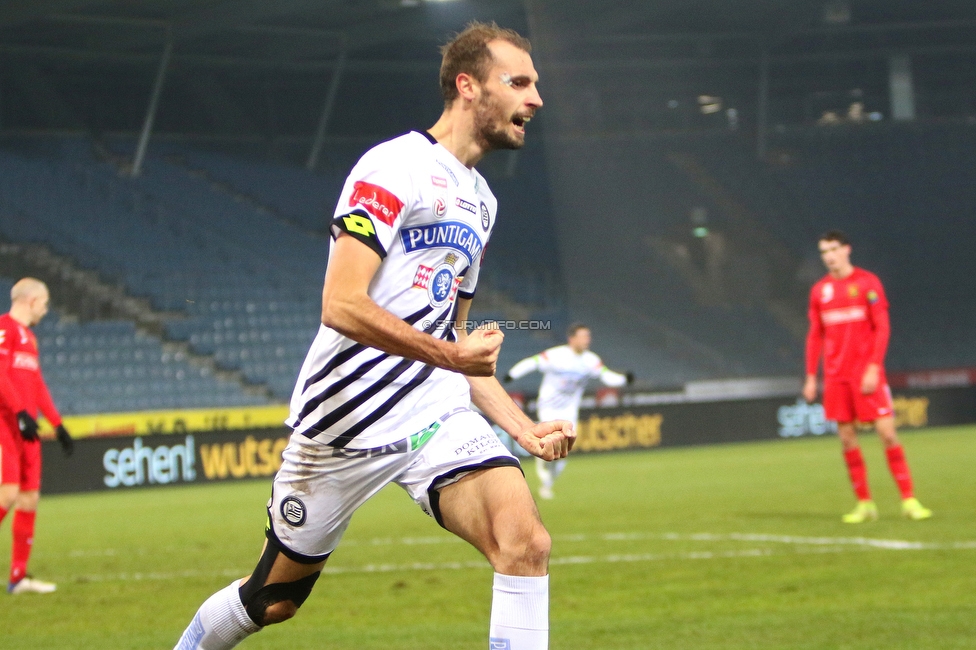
[0,278,73,594]
[803,231,931,523]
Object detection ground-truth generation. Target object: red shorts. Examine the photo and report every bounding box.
[823,378,894,424]
[0,415,42,491]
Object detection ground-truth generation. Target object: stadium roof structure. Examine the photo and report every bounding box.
[1,1,975,155]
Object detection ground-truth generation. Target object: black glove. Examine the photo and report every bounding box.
[55,424,74,457]
[502,373,513,383]
[16,411,39,442]
[625,371,635,385]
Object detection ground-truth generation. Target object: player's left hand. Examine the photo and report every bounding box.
[860,364,880,395]
[55,424,74,457]
[514,420,575,461]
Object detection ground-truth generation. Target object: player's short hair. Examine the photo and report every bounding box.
[567,322,590,338]
[10,277,47,303]
[818,230,850,246]
[439,21,532,106]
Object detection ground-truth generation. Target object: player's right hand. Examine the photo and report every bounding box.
[454,324,503,377]
[802,375,818,404]
[515,420,575,461]
[16,411,39,442]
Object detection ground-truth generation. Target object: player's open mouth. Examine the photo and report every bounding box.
[512,116,530,132]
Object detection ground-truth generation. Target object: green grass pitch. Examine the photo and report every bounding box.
[2,425,974,649]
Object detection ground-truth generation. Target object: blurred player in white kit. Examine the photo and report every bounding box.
[505,323,632,498]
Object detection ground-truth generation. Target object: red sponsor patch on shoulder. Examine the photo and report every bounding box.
[349,181,404,226]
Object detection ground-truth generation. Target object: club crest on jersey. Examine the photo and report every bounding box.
[820,283,834,303]
[413,262,462,308]
[348,180,403,226]
[480,201,491,231]
[847,284,859,298]
[400,221,484,265]
[280,496,307,527]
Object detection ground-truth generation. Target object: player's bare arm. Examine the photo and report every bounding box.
[860,363,880,394]
[321,233,498,376]
[803,288,824,404]
[802,374,818,403]
[453,298,575,461]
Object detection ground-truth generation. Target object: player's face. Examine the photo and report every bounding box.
[568,328,591,353]
[473,40,543,152]
[29,290,49,326]
[818,240,852,275]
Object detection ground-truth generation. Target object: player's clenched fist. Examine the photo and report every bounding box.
[516,419,575,461]
[454,323,504,376]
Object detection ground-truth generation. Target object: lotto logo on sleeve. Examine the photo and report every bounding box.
[342,214,376,237]
[349,181,404,226]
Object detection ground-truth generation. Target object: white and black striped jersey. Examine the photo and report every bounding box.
[287,131,497,448]
[508,346,627,423]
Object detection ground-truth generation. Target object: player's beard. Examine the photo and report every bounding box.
[473,90,525,152]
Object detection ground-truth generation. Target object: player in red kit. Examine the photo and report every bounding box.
[0,278,73,594]
[803,232,931,523]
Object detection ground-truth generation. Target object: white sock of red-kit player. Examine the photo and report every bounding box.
[174,580,260,650]
[489,573,549,650]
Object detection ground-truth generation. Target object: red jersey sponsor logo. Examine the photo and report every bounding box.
[348,181,403,226]
[431,176,448,188]
[821,306,867,326]
[12,351,39,371]
[820,283,834,303]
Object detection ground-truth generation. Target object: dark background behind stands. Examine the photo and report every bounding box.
[0,1,973,414]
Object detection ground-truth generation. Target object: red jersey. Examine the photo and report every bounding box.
[0,313,61,427]
[805,267,890,381]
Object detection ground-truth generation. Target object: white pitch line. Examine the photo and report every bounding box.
[659,532,976,551]
[64,531,976,560]
[57,531,976,585]
[62,546,845,585]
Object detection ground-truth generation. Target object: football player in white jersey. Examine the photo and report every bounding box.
[504,323,632,499]
[175,22,572,650]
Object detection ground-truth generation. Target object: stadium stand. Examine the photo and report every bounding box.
[667,124,976,371]
[0,136,619,409]
[0,276,268,415]
[4,119,971,415]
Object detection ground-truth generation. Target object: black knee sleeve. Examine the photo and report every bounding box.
[238,539,322,626]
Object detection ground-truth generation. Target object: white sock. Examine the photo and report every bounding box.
[174,580,261,650]
[489,573,549,650]
[534,458,553,488]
